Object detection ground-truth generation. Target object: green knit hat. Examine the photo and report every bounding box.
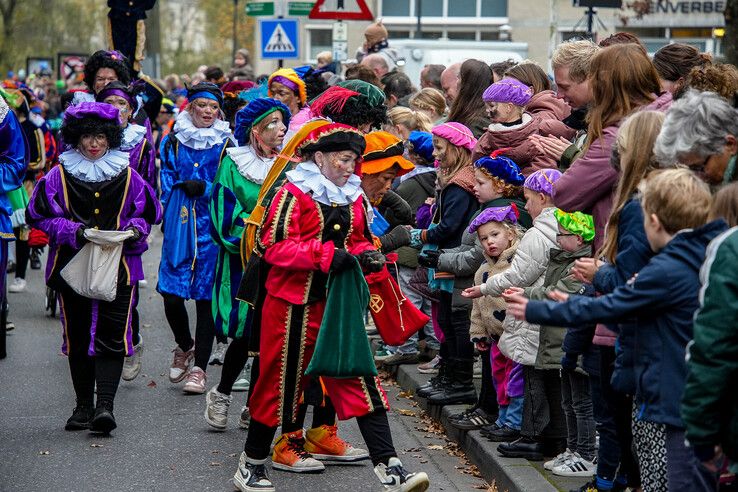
[554,209,595,242]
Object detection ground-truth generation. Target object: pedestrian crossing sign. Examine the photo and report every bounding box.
[259,19,300,60]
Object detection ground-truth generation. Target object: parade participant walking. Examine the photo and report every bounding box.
[0,91,28,359]
[233,122,429,492]
[158,82,233,394]
[95,81,157,382]
[26,102,161,433]
[204,98,290,430]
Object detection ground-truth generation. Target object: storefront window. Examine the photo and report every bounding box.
[481,0,507,17]
[420,0,443,16]
[383,0,411,16]
[448,0,476,17]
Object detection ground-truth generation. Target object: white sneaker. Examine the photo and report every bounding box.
[169,346,194,383]
[122,337,144,381]
[209,342,228,365]
[233,453,275,492]
[238,406,250,429]
[232,362,252,392]
[374,457,430,492]
[8,277,26,293]
[544,448,573,471]
[552,452,596,477]
[183,366,207,394]
[138,279,148,289]
[204,386,232,430]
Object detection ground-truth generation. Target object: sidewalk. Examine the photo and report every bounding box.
[384,362,590,492]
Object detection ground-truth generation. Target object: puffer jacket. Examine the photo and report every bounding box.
[480,207,559,365]
[527,90,572,122]
[469,238,520,341]
[525,245,591,370]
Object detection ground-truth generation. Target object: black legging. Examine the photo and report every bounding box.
[162,294,215,370]
[217,336,250,395]
[13,230,29,280]
[478,348,498,415]
[437,292,474,361]
[68,354,124,408]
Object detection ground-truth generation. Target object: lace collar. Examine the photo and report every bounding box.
[226,145,276,185]
[173,111,233,150]
[120,123,147,151]
[59,149,129,183]
[286,161,364,206]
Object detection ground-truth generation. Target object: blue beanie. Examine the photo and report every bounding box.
[234,97,291,146]
[407,131,434,165]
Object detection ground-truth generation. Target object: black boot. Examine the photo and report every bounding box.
[497,437,544,460]
[428,359,476,406]
[65,403,94,431]
[90,400,116,434]
[417,362,450,398]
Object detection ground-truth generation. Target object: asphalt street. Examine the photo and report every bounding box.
[0,231,487,492]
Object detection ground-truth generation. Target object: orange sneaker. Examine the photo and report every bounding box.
[304,424,370,463]
[271,430,325,473]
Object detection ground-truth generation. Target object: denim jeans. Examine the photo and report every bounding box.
[497,397,524,430]
[390,265,438,355]
[561,368,596,461]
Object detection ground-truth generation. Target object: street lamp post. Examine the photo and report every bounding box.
[232,0,239,61]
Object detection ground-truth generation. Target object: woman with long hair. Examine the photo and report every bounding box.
[446,60,492,138]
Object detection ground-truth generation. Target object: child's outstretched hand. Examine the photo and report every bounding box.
[503,292,528,320]
[462,285,483,299]
[572,258,603,283]
[547,290,570,302]
[503,287,524,296]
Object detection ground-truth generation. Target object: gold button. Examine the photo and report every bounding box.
[333,224,340,231]
[94,208,100,214]
[93,226,99,230]
[125,12,130,16]
[194,162,199,168]
[331,203,338,207]
[94,192,100,198]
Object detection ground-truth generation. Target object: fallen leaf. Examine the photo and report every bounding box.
[147,380,157,388]
[90,443,104,448]
[427,445,444,450]
[397,391,414,399]
[397,409,416,417]
[211,450,220,454]
[420,460,428,464]
[228,453,237,458]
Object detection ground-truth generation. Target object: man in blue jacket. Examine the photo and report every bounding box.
[505,169,726,492]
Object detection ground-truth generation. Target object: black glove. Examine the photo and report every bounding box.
[75,226,87,245]
[358,250,386,273]
[561,353,578,372]
[330,249,355,273]
[417,250,441,269]
[178,180,206,198]
[379,225,412,253]
[125,227,141,244]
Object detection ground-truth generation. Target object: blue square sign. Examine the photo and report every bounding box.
[259,19,300,60]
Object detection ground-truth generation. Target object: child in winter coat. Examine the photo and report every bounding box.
[506,168,726,492]
[507,210,595,471]
[462,168,562,449]
[411,122,480,405]
[466,206,521,435]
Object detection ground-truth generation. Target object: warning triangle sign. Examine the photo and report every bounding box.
[309,0,374,20]
[264,23,296,53]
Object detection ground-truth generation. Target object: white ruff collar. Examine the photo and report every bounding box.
[226,145,276,185]
[60,149,129,183]
[120,123,147,150]
[173,111,233,150]
[286,161,364,206]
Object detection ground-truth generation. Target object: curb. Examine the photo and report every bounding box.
[389,362,587,492]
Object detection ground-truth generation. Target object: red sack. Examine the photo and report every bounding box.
[365,263,430,346]
[28,228,49,248]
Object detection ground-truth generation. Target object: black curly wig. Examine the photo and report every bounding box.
[61,116,124,150]
[84,50,132,93]
[325,97,388,131]
[303,68,329,101]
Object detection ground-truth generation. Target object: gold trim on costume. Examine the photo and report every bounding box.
[277,305,293,423]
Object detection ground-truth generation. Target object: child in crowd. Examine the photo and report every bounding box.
[506,168,727,491]
[514,210,595,474]
[411,122,479,405]
[464,206,521,432]
[427,153,529,428]
[462,168,562,452]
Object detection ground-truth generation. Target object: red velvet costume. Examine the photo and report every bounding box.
[248,181,390,428]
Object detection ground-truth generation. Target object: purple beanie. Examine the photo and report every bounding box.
[482,78,534,106]
[468,204,519,233]
[523,169,563,196]
[431,122,477,151]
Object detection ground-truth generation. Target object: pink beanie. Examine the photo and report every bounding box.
[431,122,477,151]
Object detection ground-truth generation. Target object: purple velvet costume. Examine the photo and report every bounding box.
[123,124,157,193]
[27,162,162,356]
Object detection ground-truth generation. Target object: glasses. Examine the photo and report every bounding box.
[556,233,576,238]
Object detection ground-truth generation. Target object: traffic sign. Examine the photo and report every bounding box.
[246,1,275,16]
[308,0,373,20]
[289,1,315,15]
[259,19,300,60]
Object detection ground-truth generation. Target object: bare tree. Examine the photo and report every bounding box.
[725,0,738,66]
[0,0,20,69]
